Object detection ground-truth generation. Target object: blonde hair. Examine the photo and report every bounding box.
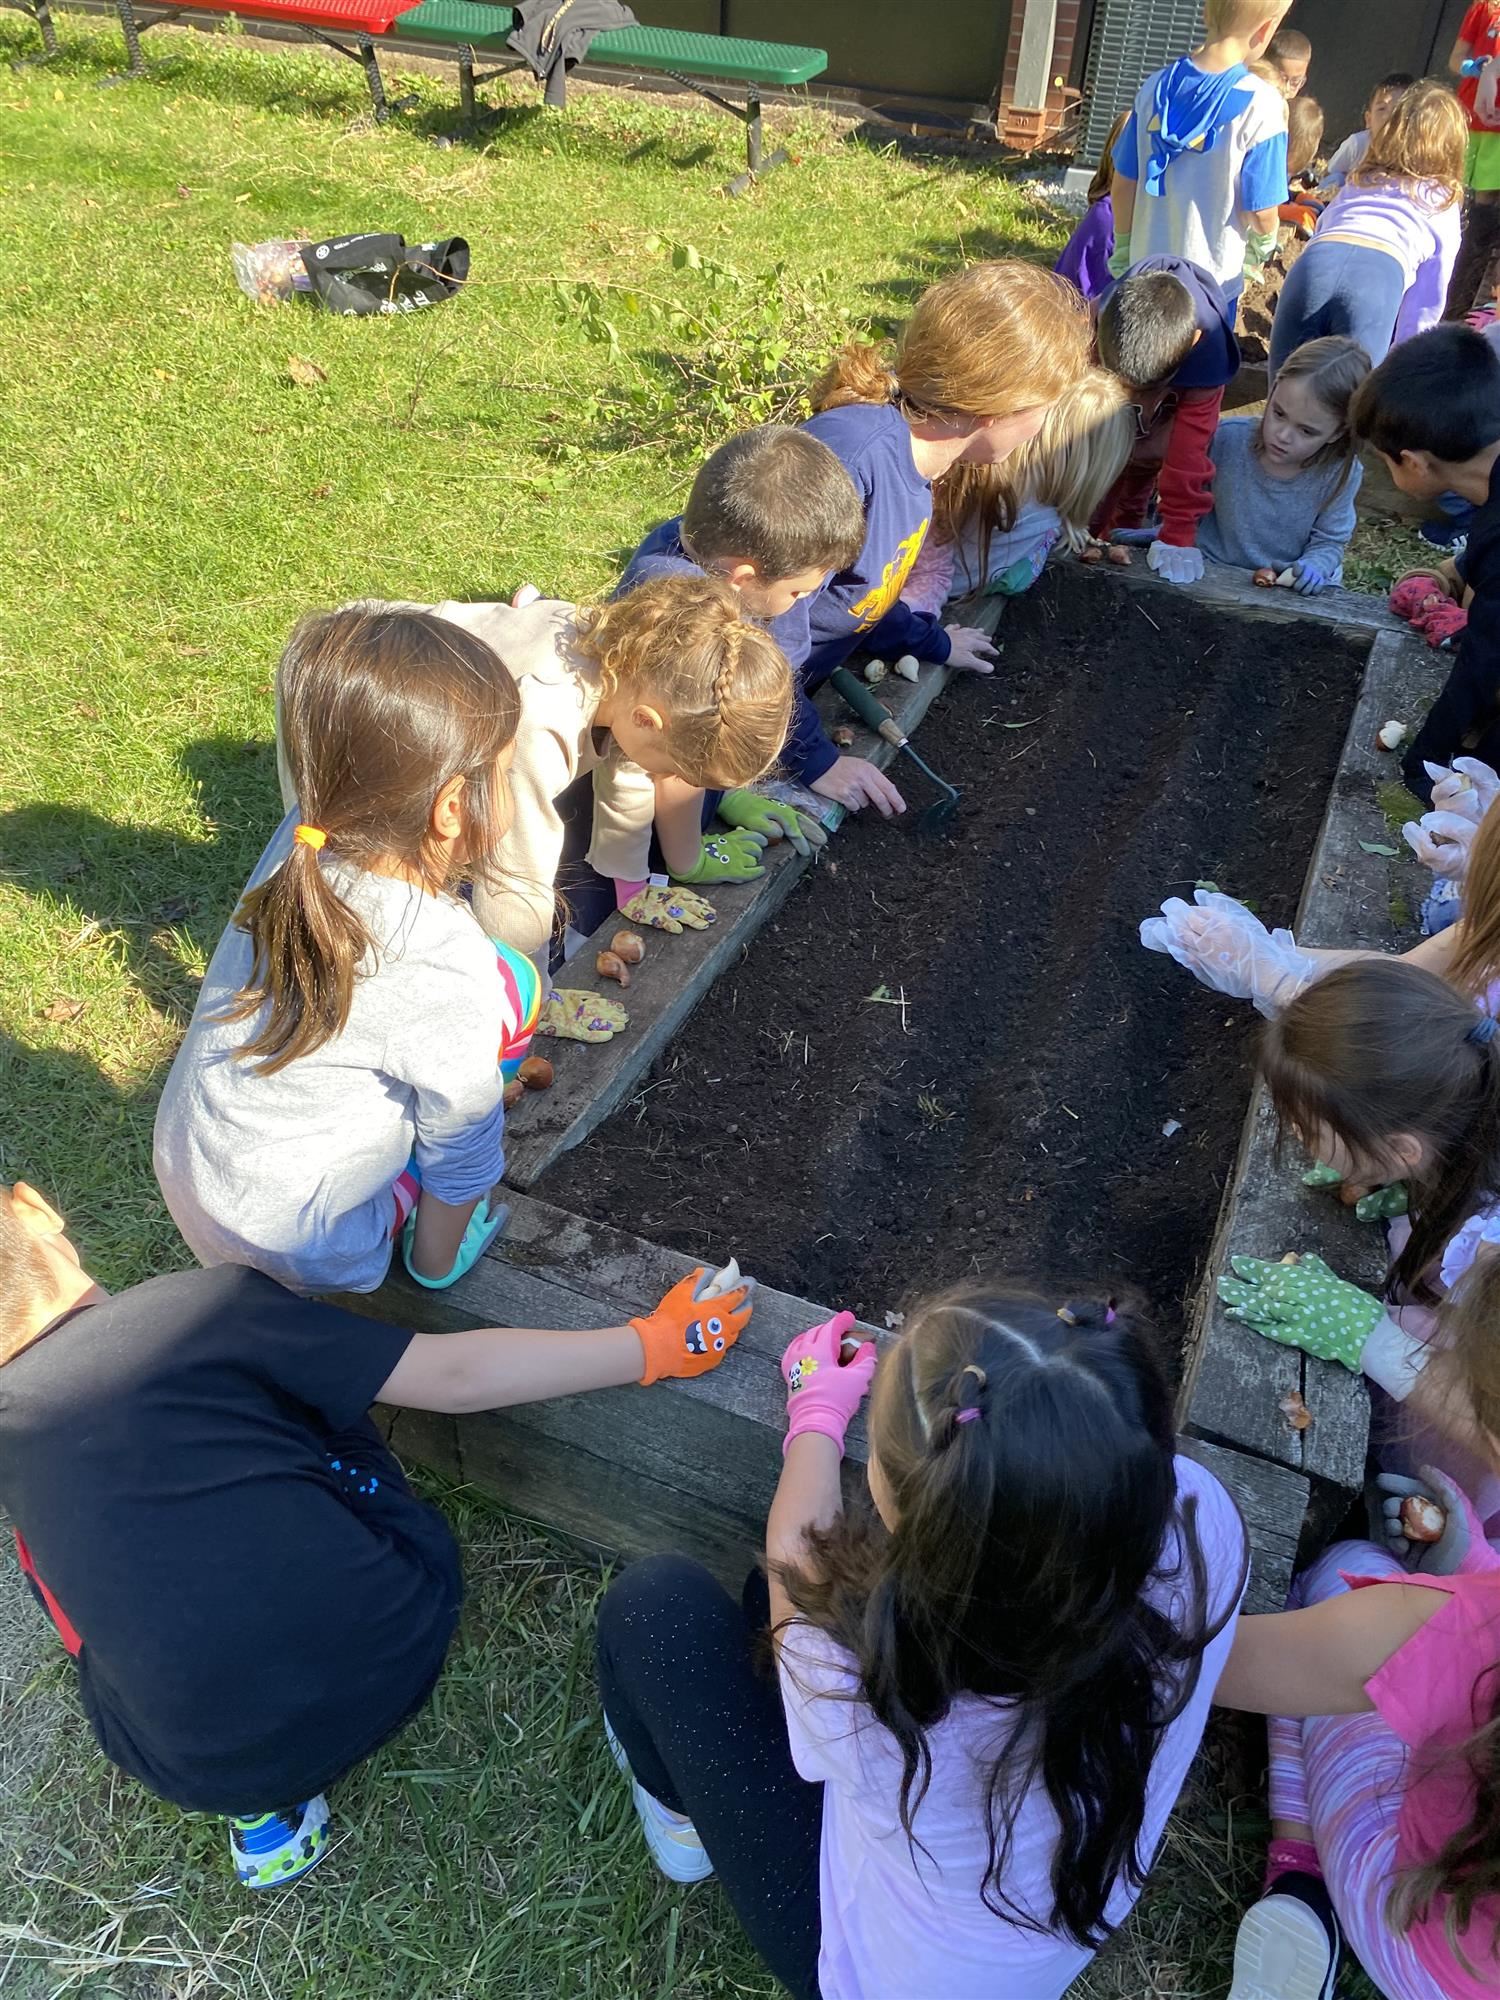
[1087,109,1131,207]
[1204,0,1290,44]
[1350,77,1467,209]
[811,261,1091,426]
[1286,93,1325,177]
[574,573,793,790]
[937,370,1134,581]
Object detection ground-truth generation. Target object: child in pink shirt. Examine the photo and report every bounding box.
[1217,1468,1500,2000]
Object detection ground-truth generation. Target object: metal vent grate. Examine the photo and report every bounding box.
[1076,0,1206,169]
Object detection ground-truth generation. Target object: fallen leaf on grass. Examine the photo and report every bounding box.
[1358,840,1400,858]
[286,354,328,390]
[72,702,99,721]
[41,998,85,1024]
[1278,1389,1313,1432]
[310,481,334,501]
[175,183,193,200]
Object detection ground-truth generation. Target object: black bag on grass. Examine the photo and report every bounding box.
[299,233,470,315]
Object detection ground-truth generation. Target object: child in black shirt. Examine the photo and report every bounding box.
[0,1179,750,1889]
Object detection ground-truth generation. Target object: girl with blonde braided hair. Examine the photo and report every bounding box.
[595,1282,1248,2000]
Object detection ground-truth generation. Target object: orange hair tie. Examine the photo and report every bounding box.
[293,824,327,852]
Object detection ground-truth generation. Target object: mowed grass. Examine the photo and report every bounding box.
[0,20,1324,1998]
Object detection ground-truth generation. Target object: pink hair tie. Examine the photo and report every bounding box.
[955,1407,981,1425]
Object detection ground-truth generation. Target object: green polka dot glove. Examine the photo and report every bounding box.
[1216,1253,1386,1371]
[1300,1163,1409,1224]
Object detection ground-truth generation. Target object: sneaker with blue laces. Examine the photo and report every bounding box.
[228,1796,331,1890]
[603,1715,713,1884]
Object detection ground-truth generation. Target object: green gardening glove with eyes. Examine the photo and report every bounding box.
[718,789,828,859]
[674,829,768,885]
[1216,1253,1386,1370]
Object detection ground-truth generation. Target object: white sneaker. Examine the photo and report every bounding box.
[603,1715,713,1884]
[1229,1878,1340,2000]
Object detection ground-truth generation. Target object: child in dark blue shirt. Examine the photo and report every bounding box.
[798,261,1092,788]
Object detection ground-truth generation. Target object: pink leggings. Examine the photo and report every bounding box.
[1268,1542,1446,2000]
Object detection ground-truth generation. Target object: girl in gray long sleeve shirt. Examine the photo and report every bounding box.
[155,605,524,1296]
[1197,337,1370,592]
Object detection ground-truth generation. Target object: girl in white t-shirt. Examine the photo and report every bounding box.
[596,1284,1248,2000]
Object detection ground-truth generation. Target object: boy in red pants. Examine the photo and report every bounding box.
[1085,256,1242,585]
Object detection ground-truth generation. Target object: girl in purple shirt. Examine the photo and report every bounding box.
[1055,109,1129,301]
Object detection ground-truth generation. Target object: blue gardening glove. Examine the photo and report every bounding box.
[1106,233,1132,280]
[1377,1466,1500,1574]
[1291,559,1335,596]
[1216,1252,1385,1369]
[674,828,767,886]
[717,789,826,858]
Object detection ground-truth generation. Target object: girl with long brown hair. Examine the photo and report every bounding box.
[156,603,536,1295]
[596,1285,1246,2000]
[797,262,1090,814]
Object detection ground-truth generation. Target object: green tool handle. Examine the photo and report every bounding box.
[830,666,906,748]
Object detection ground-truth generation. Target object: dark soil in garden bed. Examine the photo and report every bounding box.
[542,570,1368,1354]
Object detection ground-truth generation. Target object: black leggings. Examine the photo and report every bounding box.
[595,1554,824,2000]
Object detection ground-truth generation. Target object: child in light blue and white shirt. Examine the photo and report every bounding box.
[1109,0,1290,305]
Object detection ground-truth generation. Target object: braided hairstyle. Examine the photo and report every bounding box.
[778,1284,1243,1949]
[573,572,794,790]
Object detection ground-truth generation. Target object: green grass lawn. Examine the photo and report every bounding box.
[0,19,1374,1997]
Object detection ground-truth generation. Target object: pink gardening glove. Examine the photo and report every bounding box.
[780,1311,878,1457]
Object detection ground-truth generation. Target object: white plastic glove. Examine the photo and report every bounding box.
[1426,758,1500,825]
[1147,541,1204,585]
[1402,810,1478,884]
[1140,889,1316,1017]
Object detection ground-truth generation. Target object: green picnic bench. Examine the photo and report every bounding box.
[89,0,826,191]
[397,4,826,190]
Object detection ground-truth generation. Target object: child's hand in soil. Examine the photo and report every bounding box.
[718,789,827,857]
[631,1268,752,1385]
[812,756,906,818]
[781,1311,878,1457]
[620,885,717,933]
[1403,810,1476,882]
[674,829,768,886]
[943,624,999,675]
[1216,1252,1386,1370]
[1139,888,1315,1017]
[539,991,628,1042]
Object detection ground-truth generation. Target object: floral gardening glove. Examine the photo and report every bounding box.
[674,828,768,886]
[1376,1466,1500,1574]
[631,1268,752,1385]
[620,884,717,933]
[1216,1253,1386,1370]
[538,990,628,1043]
[718,789,827,858]
[780,1310,878,1457]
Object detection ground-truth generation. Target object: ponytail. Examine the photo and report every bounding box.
[811,339,900,413]
[224,604,519,1074]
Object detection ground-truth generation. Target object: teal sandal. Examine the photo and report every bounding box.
[401,1195,509,1290]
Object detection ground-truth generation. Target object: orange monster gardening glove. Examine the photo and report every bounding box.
[630,1268,753,1385]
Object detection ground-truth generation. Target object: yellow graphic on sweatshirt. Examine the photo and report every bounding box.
[848,520,930,632]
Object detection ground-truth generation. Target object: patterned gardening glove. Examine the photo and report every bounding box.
[1216,1252,1386,1369]
[1300,1163,1409,1223]
[620,884,717,934]
[674,828,768,886]
[718,789,827,858]
[538,990,628,1043]
[780,1310,878,1458]
[631,1268,752,1385]
[1377,1466,1500,1574]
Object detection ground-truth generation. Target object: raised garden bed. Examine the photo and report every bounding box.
[541,570,1368,1352]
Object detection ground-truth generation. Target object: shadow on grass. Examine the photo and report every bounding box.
[0,734,279,1027]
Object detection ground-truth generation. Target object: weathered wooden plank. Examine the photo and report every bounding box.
[1075,552,1401,633]
[1181,623,1443,1493]
[498,651,959,1189]
[1178,1430,1308,1615]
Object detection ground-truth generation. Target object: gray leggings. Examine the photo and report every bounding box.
[1268,239,1408,379]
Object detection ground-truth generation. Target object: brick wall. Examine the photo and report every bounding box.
[996,0,1084,149]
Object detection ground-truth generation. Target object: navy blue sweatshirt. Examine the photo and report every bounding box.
[615,518,840,785]
[801,401,953,679]
[1403,454,1500,800]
